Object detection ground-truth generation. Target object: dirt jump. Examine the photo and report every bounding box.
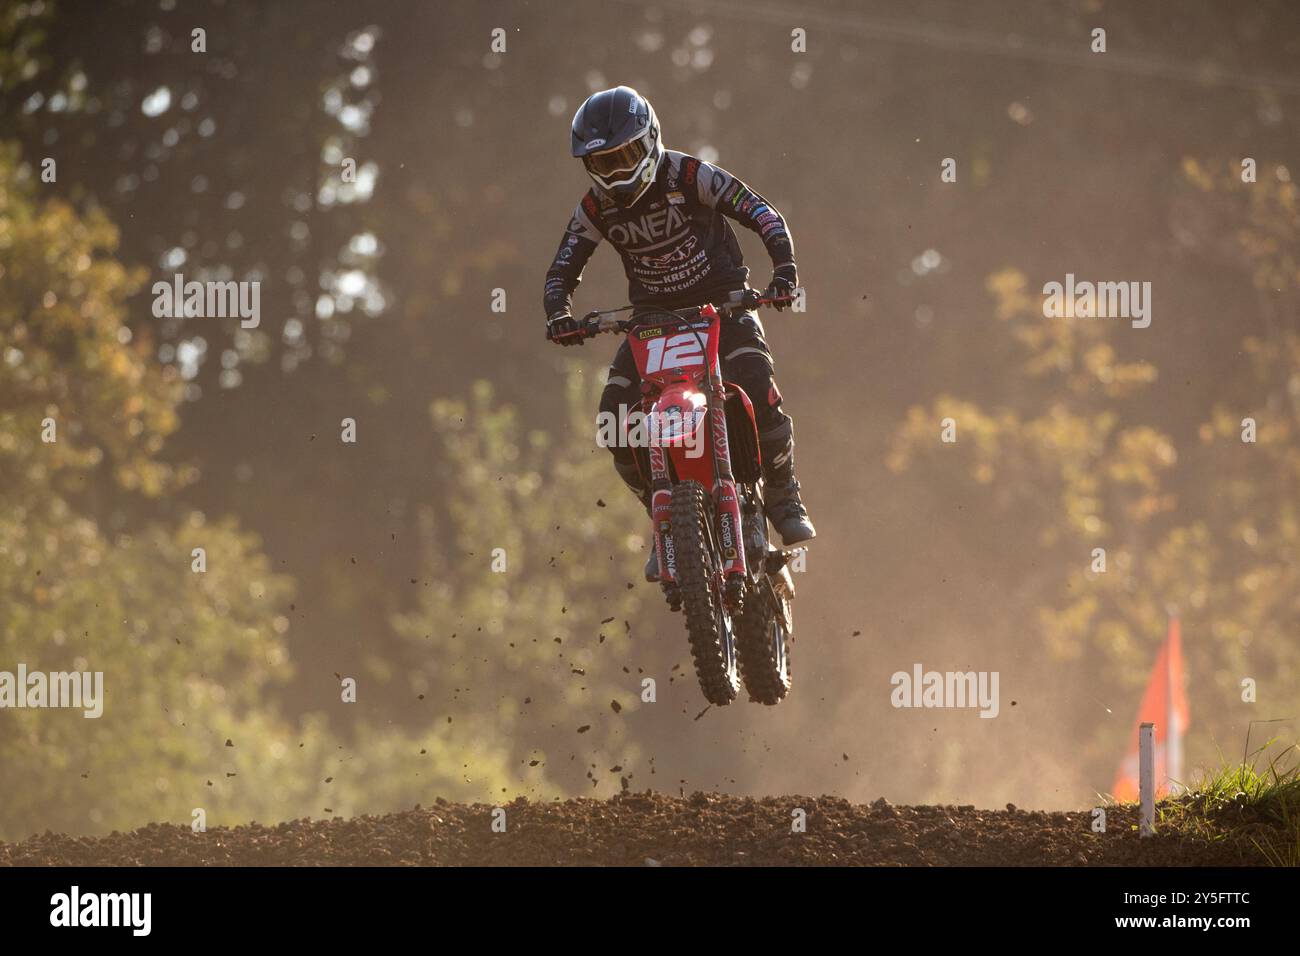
[0,791,1269,866]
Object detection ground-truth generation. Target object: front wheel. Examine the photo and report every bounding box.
[737,573,793,704]
[671,480,739,705]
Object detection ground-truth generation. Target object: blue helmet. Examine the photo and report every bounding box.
[571,86,663,206]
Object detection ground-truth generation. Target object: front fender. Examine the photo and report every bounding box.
[648,384,713,485]
[648,384,707,453]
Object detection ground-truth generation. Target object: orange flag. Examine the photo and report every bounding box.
[1112,617,1189,801]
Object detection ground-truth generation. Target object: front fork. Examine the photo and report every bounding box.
[708,375,747,591]
[649,445,675,585]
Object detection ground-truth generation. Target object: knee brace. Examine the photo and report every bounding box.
[726,349,779,410]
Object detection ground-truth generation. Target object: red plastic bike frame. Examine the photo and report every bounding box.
[625,306,748,585]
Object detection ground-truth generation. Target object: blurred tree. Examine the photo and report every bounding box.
[0,142,524,839]
[0,139,181,508]
[0,0,404,723]
[889,160,1300,791]
[0,0,381,392]
[392,369,653,795]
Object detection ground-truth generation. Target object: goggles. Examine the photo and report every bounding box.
[583,133,650,184]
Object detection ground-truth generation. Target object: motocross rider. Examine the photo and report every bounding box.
[543,86,815,580]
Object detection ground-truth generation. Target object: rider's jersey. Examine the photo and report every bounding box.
[543,150,795,318]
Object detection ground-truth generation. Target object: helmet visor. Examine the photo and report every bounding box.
[583,134,650,179]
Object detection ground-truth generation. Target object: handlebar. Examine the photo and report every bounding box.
[576,288,796,339]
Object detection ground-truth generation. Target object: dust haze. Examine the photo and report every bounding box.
[1,0,1298,840]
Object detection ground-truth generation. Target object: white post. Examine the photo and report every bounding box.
[1138,721,1155,837]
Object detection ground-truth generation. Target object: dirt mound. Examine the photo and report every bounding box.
[0,792,1262,866]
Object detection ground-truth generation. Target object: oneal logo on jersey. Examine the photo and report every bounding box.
[606,205,687,247]
[50,886,152,936]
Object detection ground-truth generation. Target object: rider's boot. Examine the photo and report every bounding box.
[760,426,816,546]
[616,459,660,581]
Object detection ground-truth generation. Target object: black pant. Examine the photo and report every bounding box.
[599,310,793,473]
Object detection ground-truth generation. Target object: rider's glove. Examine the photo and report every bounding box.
[546,312,585,347]
[765,264,798,312]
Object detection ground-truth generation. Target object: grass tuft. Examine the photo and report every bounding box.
[1160,744,1300,866]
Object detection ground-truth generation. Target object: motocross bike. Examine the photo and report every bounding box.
[577,288,801,707]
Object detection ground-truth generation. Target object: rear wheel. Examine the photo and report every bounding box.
[737,573,792,704]
[671,480,739,705]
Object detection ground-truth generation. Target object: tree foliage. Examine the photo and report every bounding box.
[393,370,651,796]
[0,142,529,839]
[890,163,1300,783]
